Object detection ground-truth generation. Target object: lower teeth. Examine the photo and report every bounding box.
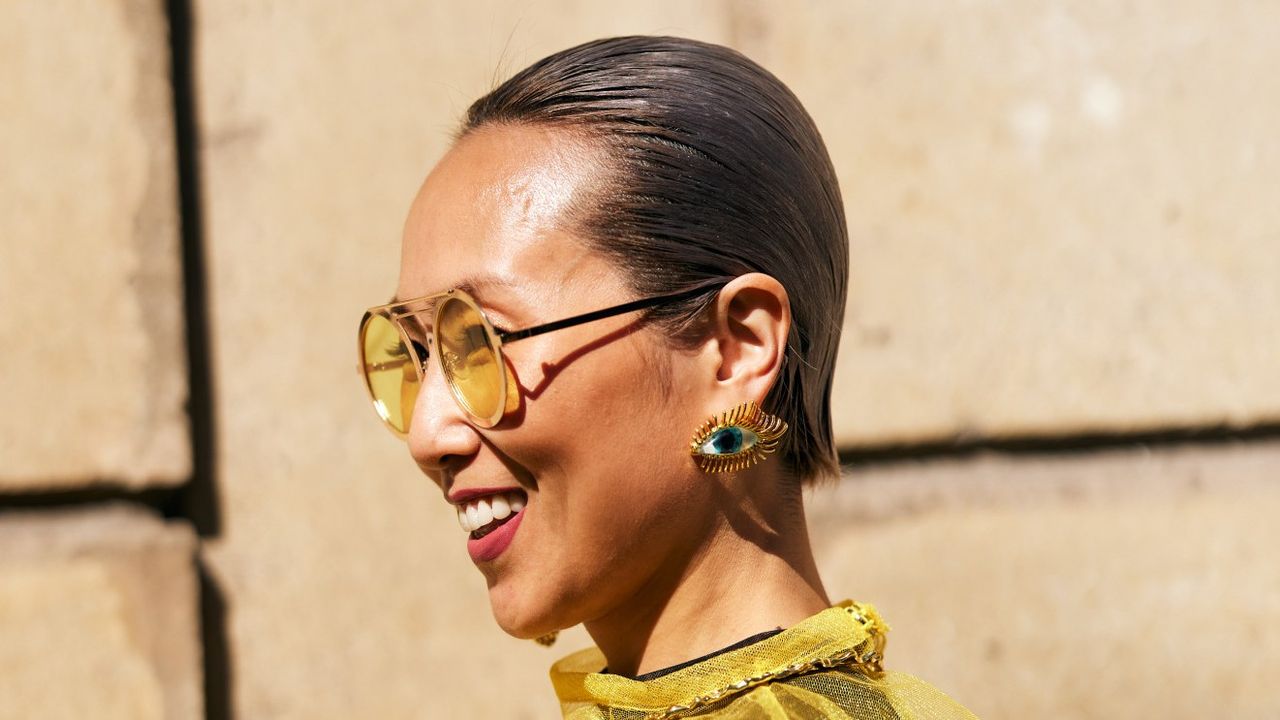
[470,512,515,540]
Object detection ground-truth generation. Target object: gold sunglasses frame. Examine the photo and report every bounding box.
[358,279,730,437]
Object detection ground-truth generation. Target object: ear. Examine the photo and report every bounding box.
[700,273,790,407]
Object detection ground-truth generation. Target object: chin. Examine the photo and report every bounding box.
[486,574,560,640]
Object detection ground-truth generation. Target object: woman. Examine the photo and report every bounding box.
[358,35,979,719]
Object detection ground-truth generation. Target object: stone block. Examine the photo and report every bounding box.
[0,0,189,490]
[0,504,202,720]
[731,2,1280,446]
[808,441,1280,719]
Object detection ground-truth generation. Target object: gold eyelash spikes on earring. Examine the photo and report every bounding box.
[689,400,788,473]
[534,631,558,647]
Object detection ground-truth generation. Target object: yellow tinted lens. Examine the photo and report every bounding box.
[360,313,420,434]
[436,296,504,423]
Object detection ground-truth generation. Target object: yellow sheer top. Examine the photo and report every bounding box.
[549,600,979,719]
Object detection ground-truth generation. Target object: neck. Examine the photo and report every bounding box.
[582,479,830,677]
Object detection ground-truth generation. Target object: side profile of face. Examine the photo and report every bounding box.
[398,124,727,638]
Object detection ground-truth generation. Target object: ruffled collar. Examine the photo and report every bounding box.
[549,600,889,718]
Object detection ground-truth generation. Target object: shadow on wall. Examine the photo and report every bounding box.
[166,0,229,717]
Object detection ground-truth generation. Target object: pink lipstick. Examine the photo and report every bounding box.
[466,508,524,563]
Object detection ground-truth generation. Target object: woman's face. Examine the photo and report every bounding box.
[398,124,717,637]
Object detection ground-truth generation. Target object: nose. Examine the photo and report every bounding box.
[406,355,482,486]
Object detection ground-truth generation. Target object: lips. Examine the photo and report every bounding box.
[466,507,524,562]
[455,488,527,563]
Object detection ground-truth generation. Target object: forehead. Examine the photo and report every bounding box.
[397,124,608,305]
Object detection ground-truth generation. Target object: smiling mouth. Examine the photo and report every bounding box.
[456,489,527,539]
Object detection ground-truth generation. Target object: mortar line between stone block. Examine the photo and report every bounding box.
[164,0,232,718]
[839,420,1280,470]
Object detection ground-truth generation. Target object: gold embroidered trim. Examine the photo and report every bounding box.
[647,602,888,719]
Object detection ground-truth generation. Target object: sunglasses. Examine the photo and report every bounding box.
[358,279,729,436]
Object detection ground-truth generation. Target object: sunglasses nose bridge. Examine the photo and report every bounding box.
[379,312,445,429]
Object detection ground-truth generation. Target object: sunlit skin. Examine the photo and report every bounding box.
[398,123,830,677]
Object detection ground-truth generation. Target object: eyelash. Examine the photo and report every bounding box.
[387,317,509,359]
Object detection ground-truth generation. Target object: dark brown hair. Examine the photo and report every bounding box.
[458,35,848,484]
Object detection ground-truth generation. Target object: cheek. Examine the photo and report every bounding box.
[516,338,689,511]
[515,334,670,453]
[536,340,707,550]
[489,339,709,631]
[535,340,683,482]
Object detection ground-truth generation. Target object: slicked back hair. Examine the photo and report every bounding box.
[458,35,848,485]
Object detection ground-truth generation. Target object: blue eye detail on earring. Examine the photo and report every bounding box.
[699,426,760,456]
[689,400,789,473]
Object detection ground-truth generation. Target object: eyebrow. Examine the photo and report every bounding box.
[389,273,521,305]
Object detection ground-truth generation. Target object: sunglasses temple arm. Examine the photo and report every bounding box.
[497,282,728,345]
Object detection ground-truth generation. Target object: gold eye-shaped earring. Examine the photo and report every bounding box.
[689,400,788,473]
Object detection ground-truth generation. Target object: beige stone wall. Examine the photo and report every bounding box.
[0,505,203,720]
[762,1,1280,447]
[0,2,203,718]
[0,0,189,491]
[811,444,1280,719]
[4,1,1278,718]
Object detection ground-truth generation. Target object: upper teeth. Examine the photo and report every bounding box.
[457,491,526,533]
